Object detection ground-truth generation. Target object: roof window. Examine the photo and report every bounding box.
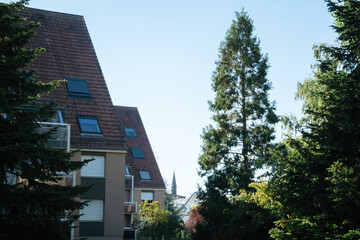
[139,170,152,180]
[66,77,91,97]
[124,127,136,137]
[77,116,101,134]
[130,147,145,159]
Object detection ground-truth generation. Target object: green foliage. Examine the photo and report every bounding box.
[194,182,282,240]
[134,201,191,240]
[196,9,277,240]
[164,183,180,215]
[0,1,88,239]
[228,182,282,240]
[270,1,360,239]
[234,182,282,215]
[198,9,277,193]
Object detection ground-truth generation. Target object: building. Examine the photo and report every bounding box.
[22,7,165,240]
[171,170,177,196]
[171,171,200,222]
[115,106,165,240]
[176,192,200,222]
[115,106,166,206]
[115,106,166,238]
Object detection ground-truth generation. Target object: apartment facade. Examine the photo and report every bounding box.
[22,7,165,240]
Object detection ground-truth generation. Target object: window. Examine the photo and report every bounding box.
[78,117,101,134]
[81,155,105,177]
[124,127,136,137]
[130,147,145,159]
[141,191,154,202]
[139,170,151,180]
[66,77,91,97]
[80,200,104,221]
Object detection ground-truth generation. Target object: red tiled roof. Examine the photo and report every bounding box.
[115,106,165,189]
[21,7,126,150]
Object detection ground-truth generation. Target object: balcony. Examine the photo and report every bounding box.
[36,122,70,151]
[123,228,136,239]
[125,175,133,189]
[124,202,137,214]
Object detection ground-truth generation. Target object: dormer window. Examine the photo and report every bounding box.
[77,116,101,134]
[66,77,91,97]
[130,147,145,159]
[124,127,136,137]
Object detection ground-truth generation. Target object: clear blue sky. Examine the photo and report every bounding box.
[7,0,337,196]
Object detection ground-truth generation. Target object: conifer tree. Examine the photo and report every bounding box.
[0,1,88,239]
[196,10,277,239]
[199,9,277,197]
[270,1,360,239]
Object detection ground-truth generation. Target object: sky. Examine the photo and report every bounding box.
[6,0,337,196]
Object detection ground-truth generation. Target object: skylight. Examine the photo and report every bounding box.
[124,127,136,137]
[130,147,145,159]
[66,77,91,97]
[77,116,101,134]
[139,170,151,180]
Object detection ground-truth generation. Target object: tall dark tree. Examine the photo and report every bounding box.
[196,10,277,239]
[0,1,88,239]
[270,1,360,239]
[199,10,277,193]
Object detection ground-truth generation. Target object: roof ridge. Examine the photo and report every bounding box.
[114,105,138,110]
[25,6,83,18]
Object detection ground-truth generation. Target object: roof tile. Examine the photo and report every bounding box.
[115,106,165,189]
[22,7,126,150]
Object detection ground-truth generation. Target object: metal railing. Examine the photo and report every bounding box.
[125,175,134,189]
[123,228,136,239]
[36,122,70,151]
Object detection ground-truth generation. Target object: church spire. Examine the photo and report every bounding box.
[171,170,177,196]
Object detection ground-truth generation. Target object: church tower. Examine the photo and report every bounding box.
[171,170,177,196]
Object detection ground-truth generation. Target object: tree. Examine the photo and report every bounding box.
[184,205,204,234]
[0,1,88,239]
[270,1,360,239]
[198,9,277,194]
[134,201,189,240]
[229,182,282,240]
[196,10,277,239]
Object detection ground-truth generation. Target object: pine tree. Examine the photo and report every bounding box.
[196,10,277,239]
[270,1,360,239]
[199,9,277,198]
[0,1,88,239]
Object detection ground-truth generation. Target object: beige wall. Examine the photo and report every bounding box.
[72,150,126,240]
[104,152,125,238]
[133,188,165,207]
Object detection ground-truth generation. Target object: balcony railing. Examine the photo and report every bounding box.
[36,122,70,151]
[125,175,133,189]
[123,228,136,239]
[124,202,137,214]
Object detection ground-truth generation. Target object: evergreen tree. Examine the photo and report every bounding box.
[197,10,277,239]
[270,1,360,239]
[0,1,88,239]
